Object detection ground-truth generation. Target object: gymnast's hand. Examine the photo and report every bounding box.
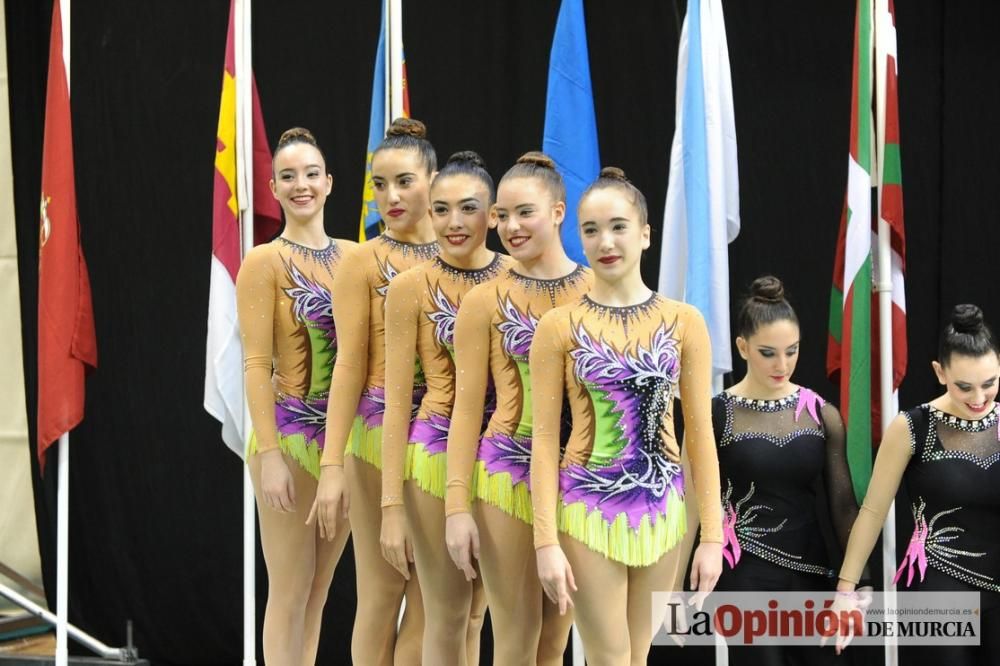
[258,449,296,513]
[445,512,480,581]
[306,465,350,541]
[536,544,577,616]
[380,505,414,579]
[688,542,723,611]
[820,582,871,654]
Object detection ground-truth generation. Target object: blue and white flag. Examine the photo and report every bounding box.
[658,0,740,383]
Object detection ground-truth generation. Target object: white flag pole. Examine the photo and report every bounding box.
[382,0,390,132]
[56,2,71,664]
[234,0,251,220]
[572,627,585,665]
[234,1,256,665]
[56,433,69,666]
[385,0,408,630]
[873,1,898,665]
[387,0,404,121]
[41,2,136,662]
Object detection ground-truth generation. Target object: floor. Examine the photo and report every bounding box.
[0,631,55,656]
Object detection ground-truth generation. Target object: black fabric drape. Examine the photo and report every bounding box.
[8,1,999,664]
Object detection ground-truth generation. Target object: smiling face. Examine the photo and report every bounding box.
[578,187,649,284]
[933,352,1000,419]
[429,173,494,263]
[269,142,332,223]
[371,147,432,234]
[493,177,565,262]
[736,319,801,397]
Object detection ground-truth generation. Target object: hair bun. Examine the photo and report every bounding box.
[736,275,797,337]
[277,127,317,150]
[447,150,486,169]
[599,166,629,183]
[516,151,556,170]
[386,117,427,139]
[951,304,985,335]
[750,276,785,303]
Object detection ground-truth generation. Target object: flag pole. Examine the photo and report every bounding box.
[56,433,68,666]
[56,2,71,663]
[873,1,898,664]
[387,0,403,121]
[234,0,252,221]
[875,190,898,666]
[38,1,123,661]
[234,1,256,665]
[382,0,390,131]
[385,0,409,630]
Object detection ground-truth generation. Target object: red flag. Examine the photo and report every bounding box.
[37,0,98,466]
[205,0,280,456]
[251,85,281,245]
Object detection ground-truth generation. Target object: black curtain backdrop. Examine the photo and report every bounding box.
[7,1,1000,664]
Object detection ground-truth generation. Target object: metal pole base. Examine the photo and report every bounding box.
[0,583,134,662]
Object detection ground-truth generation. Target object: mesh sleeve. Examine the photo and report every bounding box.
[839,412,913,584]
[819,402,859,553]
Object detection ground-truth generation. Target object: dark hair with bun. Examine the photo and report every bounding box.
[498,151,567,203]
[273,127,326,170]
[736,276,798,338]
[579,166,649,225]
[432,150,495,202]
[939,304,999,365]
[373,117,437,174]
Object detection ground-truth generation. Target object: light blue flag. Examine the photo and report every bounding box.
[658,0,740,385]
[542,0,600,266]
[359,0,387,242]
